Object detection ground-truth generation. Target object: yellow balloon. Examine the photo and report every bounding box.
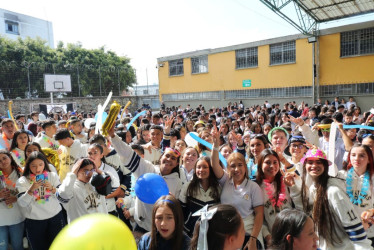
[50,214,137,250]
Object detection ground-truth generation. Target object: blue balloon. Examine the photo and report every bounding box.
[135,173,169,204]
[343,124,374,131]
[126,110,146,130]
[94,112,108,126]
[189,132,228,168]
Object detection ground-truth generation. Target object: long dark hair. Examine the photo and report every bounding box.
[187,156,220,204]
[10,130,30,151]
[22,151,51,176]
[0,149,22,177]
[256,149,283,206]
[246,134,269,160]
[301,158,342,246]
[190,204,243,250]
[88,143,107,163]
[150,195,184,250]
[271,208,310,250]
[347,144,374,180]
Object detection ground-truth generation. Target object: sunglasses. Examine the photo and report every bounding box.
[84,169,95,176]
[291,144,305,149]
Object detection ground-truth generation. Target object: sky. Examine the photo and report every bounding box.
[1,0,373,86]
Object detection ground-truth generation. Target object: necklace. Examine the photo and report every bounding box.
[11,149,25,167]
[29,171,52,204]
[346,168,370,205]
[0,167,22,189]
[263,177,286,208]
[42,134,59,150]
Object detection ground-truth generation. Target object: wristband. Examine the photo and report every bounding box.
[212,147,219,151]
[249,235,258,241]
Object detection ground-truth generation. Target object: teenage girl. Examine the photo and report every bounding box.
[138,195,190,250]
[10,130,30,168]
[179,147,199,185]
[246,134,269,180]
[56,158,108,223]
[197,128,213,157]
[179,156,221,236]
[291,148,372,249]
[211,126,264,249]
[271,208,318,250]
[256,149,301,247]
[190,204,245,250]
[24,142,58,174]
[16,152,65,250]
[342,144,374,246]
[0,150,24,250]
[87,143,121,216]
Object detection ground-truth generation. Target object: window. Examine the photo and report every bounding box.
[5,21,19,34]
[321,82,374,97]
[169,59,184,76]
[270,41,295,65]
[191,55,208,74]
[143,90,148,95]
[162,91,220,101]
[224,86,311,99]
[341,27,374,57]
[236,47,258,69]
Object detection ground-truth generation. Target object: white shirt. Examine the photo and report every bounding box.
[0,169,24,226]
[57,172,108,223]
[16,172,62,220]
[219,172,263,242]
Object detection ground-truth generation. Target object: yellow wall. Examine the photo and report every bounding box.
[159,38,314,95]
[319,33,374,85]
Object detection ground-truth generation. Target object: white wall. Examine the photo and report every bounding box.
[0,8,54,48]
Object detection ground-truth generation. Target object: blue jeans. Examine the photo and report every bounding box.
[25,211,65,250]
[0,221,25,250]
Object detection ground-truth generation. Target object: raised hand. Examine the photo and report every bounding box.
[211,125,220,147]
[72,158,85,176]
[164,116,175,135]
[289,115,304,126]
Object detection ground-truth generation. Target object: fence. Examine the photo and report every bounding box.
[0,60,135,100]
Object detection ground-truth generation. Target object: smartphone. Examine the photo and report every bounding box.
[36,174,45,182]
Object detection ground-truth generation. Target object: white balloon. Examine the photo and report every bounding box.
[184,132,198,148]
[39,113,46,121]
[84,118,96,129]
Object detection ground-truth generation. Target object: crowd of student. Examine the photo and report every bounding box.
[0,98,374,250]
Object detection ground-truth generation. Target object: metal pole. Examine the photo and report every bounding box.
[312,42,315,104]
[118,68,120,96]
[146,68,149,95]
[51,64,55,104]
[77,65,80,97]
[316,37,320,103]
[99,65,102,96]
[27,65,31,99]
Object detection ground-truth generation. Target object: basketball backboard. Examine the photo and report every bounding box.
[44,74,72,92]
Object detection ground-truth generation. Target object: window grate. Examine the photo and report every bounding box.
[341,27,374,57]
[270,41,296,65]
[191,55,208,74]
[321,82,374,96]
[224,86,311,99]
[169,59,184,76]
[162,91,220,101]
[236,47,258,69]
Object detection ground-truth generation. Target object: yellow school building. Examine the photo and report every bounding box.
[157,20,374,110]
